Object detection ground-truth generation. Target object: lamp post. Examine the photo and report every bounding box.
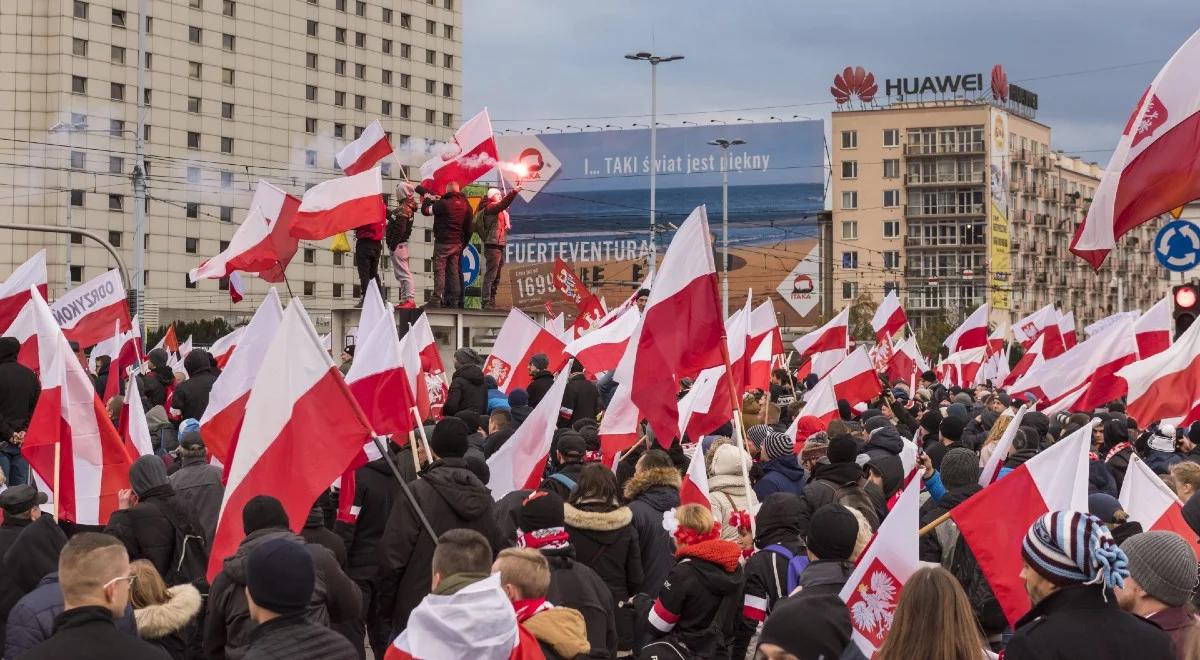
[708,138,746,317]
[625,51,683,277]
[48,120,89,289]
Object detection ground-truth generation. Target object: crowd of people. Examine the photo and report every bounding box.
[5,314,1200,659]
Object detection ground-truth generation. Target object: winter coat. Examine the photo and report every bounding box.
[0,337,39,440]
[565,502,643,650]
[917,483,981,564]
[539,460,585,500]
[487,388,511,414]
[4,573,138,660]
[204,529,361,660]
[707,444,758,543]
[334,457,399,582]
[494,488,532,549]
[523,606,592,660]
[542,545,618,658]
[1145,450,1183,475]
[139,366,175,411]
[418,189,473,244]
[560,375,601,429]
[961,411,998,450]
[482,428,515,458]
[168,455,224,544]
[134,584,201,660]
[14,606,169,660]
[526,371,556,409]
[792,558,855,597]
[378,458,503,632]
[384,198,417,251]
[1145,606,1200,660]
[103,484,202,583]
[643,539,744,660]
[1088,458,1119,497]
[442,364,488,417]
[170,352,217,421]
[510,404,534,427]
[1005,584,1175,660]
[753,456,807,501]
[473,189,518,246]
[301,506,347,569]
[240,613,357,660]
[794,461,879,538]
[733,517,806,660]
[624,467,681,599]
[861,424,905,465]
[0,516,65,652]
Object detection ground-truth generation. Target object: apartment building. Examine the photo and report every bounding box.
[0,0,461,330]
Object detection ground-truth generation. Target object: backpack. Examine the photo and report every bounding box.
[156,500,211,591]
[762,544,810,597]
[828,481,880,531]
[637,561,740,660]
[547,472,577,493]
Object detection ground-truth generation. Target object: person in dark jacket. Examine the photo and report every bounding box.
[795,436,879,538]
[0,336,38,487]
[482,408,516,457]
[129,559,202,660]
[16,532,170,660]
[525,353,555,409]
[240,538,358,660]
[918,448,981,564]
[204,496,361,660]
[168,430,224,544]
[623,450,681,601]
[0,486,65,652]
[564,463,643,653]
[924,415,965,470]
[377,417,504,637]
[5,571,139,660]
[518,490,617,658]
[794,504,860,597]
[861,419,906,465]
[386,184,420,309]
[442,347,488,417]
[539,431,588,498]
[473,186,520,309]
[755,592,853,660]
[353,215,384,308]
[1116,531,1200,660]
[559,361,600,428]
[169,350,217,423]
[731,493,806,660]
[140,348,175,411]
[93,354,112,403]
[507,388,533,427]
[103,455,205,584]
[301,502,347,569]
[754,431,806,500]
[417,181,473,308]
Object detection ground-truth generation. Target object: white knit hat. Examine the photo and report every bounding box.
[486,187,501,200]
[1149,424,1177,453]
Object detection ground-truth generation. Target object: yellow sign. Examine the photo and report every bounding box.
[988,109,1011,310]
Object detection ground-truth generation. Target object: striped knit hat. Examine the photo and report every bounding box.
[1021,510,1130,589]
[764,431,794,461]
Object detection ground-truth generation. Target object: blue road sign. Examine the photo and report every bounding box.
[461,243,481,285]
[1154,220,1200,272]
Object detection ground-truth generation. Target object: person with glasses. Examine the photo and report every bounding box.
[14,532,169,659]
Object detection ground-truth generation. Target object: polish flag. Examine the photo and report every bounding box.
[49,269,131,349]
[745,331,775,395]
[563,305,638,377]
[951,422,1093,624]
[198,290,284,465]
[785,347,879,440]
[870,290,907,341]
[839,474,921,658]
[677,366,730,441]
[207,298,374,581]
[625,206,726,447]
[1013,304,1057,347]
[598,379,640,468]
[336,120,394,176]
[793,307,849,358]
[178,336,193,360]
[1057,311,1077,349]
[0,250,47,331]
[189,182,302,284]
[419,108,499,192]
[943,304,989,353]
[408,314,448,420]
[937,346,987,389]
[483,308,568,393]
[1119,453,1200,556]
[486,366,571,499]
[1009,317,1138,412]
[809,348,848,380]
[228,272,245,304]
[346,281,416,437]
[980,346,1011,388]
[678,442,712,510]
[120,375,155,457]
[1086,310,1140,338]
[209,326,244,370]
[786,370,838,441]
[1071,29,1200,268]
[1002,328,1062,388]
[747,299,784,357]
[979,406,1027,486]
[1040,385,1090,417]
[2,301,40,373]
[1118,313,1200,425]
[885,336,929,391]
[289,168,386,240]
[101,318,143,402]
[23,288,136,525]
[725,296,753,395]
[988,324,1007,355]
[1134,294,1172,359]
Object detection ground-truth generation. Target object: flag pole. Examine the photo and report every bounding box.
[369,435,437,540]
[411,407,435,465]
[407,430,420,473]
[718,325,756,539]
[918,510,952,536]
[51,440,61,520]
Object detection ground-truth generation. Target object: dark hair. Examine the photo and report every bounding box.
[489,408,513,430]
[638,449,674,472]
[569,463,620,507]
[636,288,650,298]
[771,368,790,384]
[431,529,493,578]
[454,410,481,433]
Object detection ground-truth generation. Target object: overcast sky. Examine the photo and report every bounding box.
[464,1,1199,164]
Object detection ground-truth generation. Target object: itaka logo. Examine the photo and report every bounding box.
[792,274,815,295]
[991,65,1009,102]
[830,66,878,105]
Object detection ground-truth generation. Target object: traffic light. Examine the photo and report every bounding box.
[631,263,644,288]
[1173,282,1199,339]
[591,265,605,287]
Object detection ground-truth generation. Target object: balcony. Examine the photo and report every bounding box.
[1012,209,1030,223]
[1033,154,1053,171]
[905,172,985,186]
[1012,148,1030,163]
[1034,213,1049,226]
[904,142,986,157]
[904,204,985,218]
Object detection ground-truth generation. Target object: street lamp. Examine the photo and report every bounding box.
[735,118,752,124]
[604,124,623,130]
[681,121,698,127]
[708,119,727,125]
[544,126,564,133]
[625,51,684,277]
[708,138,746,317]
[48,120,89,289]
[565,125,585,132]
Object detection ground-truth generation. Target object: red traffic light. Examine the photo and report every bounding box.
[1176,285,1198,309]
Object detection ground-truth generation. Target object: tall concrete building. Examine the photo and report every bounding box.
[0,0,461,331]
[828,65,1166,333]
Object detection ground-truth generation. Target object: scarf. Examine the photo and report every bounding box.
[673,523,721,548]
[675,538,743,572]
[517,526,570,550]
[512,597,549,623]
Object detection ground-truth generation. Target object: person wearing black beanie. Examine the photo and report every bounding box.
[793,437,879,541]
[429,417,469,459]
[731,493,806,659]
[794,505,859,597]
[756,592,852,660]
[926,415,966,470]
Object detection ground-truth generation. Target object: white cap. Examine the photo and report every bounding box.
[1149,424,1177,453]
[486,187,501,200]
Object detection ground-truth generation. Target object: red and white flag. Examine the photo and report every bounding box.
[190,182,302,284]
[870,290,907,341]
[625,206,725,447]
[979,406,1027,486]
[980,346,1011,388]
[0,250,47,331]
[1057,311,1078,349]
[1002,327,1064,388]
[725,296,753,395]
[1009,316,1137,412]
[419,109,499,192]
[207,298,374,581]
[49,269,131,349]
[943,304,989,353]
[937,346,987,389]
[1118,312,1200,425]
[839,473,921,657]
[345,281,417,437]
[785,347,879,440]
[483,308,567,393]
[209,326,244,370]
[745,330,775,395]
[793,307,849,358]
[1119,453,1200,556]
[336,120,394,176]
[677,366,730,441]
[748,299,784,357]
[786,370,838,440]
[598,379,640,468]
[1071,28,1200,268]
[1134,294,1172,359]
[23,288,136,525]
[99,318,143,402]
[951,422,1093,624]
[808,348,848,380]
[120,374,155,458]
[228,272,245,304]
[563,305,638,377]
[2,301,40,374]
[198,289,284,465]
[678,442,712,510]
[1013,304,1057,347]
[485,366,571,499]
[1086,310,1140,338]
[885,336,929,391]
[988,324,1007,355]
[409,314,448,420]
[289,168,386,240]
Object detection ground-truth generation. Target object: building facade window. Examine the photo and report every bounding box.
[841,160,857,179]
[108,231,122,247]
[307,20,318,36]
[222,102,234,119]
[883,189,901,208]
[72,76,87,94]
[306,85,317,101]
[70,190,85,206]
[187,132,200,149]
[110,82,125,100]
[305,117,317,133]
[188,26,201,43]
[222,33,235,51]
[108,194,123,211]
[109,156,123,173]
[842,281,858,300]
[841,191,857,209]
[222,68,235,84]
[883,128,900,147]
[883,220,901,238]
[841,130,857,149]
[72,38,87,56]
[883,159,900,178]
[841,251,858,269]
[221,137,233,153]
[841,221,858,240]
[185,237,199,254]
[883,251,901,270]
[74,1,88,19]
[187,96,201,113]
[188,61,201,78]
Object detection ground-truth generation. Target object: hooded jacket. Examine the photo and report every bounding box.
[170,351,217,421]
[565,501,642,650]
[390,573,522,659]
[861,425,905,464]
[103,479,204,583]
[420,189,474,245]
[334,456,400,582]
[168,454,224,545]
[794,461,879,538]
[378,458,504,632]
[13,605,170,660]
[644,539,744,660]
[523,606,592,660]
[1005,584,1174,660]
[733,494,806,660]
[559,374,601,429]
[541,544,618,658]
[754,455,807,501]
[134,583,202,660]
[302,506,348,568]
[623,467,681,599]
[706,444,758,543]
[5,572,138,660]
[443,364,488,417]
[0,336,39,440]
[0,514,65,651]
[204,529,361,660]
[526,371,556,409]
